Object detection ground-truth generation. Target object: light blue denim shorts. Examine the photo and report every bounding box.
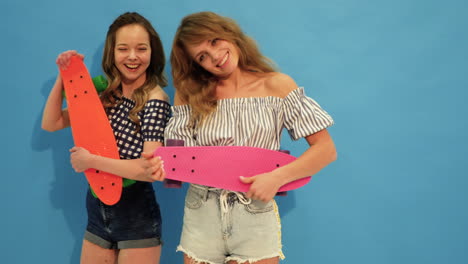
[177,184,284,264]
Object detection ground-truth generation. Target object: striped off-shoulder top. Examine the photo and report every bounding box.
[164,87,334,150]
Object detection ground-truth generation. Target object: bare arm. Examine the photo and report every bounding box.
[69,87,170,182]
[42,50,84,132]
[70,141,165,182]
[241,72,337,201]
[41,74,70,131]
[274,129,337,183]
[241,129,336,202]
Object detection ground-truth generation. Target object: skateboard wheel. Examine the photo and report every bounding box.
[276,150,290,196]
[164,179,182,188]
[166,139,185,146]
[164,139,184,188]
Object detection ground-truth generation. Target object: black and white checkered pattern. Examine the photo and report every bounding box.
[107,97,171,160]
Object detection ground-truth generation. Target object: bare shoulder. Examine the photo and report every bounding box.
[264,72,298,98]
[148,85,169,103]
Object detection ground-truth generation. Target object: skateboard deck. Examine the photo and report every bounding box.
[60,56,122,205]
[154,140,311,193]
[62,75,108,98]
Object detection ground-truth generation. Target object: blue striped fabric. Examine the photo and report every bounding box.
[165,87,334,150]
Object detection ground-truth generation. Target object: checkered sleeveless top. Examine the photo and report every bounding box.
[107,96,171,186]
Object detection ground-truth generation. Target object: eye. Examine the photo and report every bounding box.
[137,45,149,51]
[199,54,205,62]
[211,38,218,46]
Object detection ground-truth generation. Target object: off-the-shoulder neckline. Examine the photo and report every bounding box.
[173,87,304,107]
[217,87,303,102]
[119,96,170,105]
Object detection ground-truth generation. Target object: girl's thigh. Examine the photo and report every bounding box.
[118,245,161,264]
[227,256,279,264]
[80,239,117,264]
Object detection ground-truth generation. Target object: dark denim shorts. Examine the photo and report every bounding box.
[84,181,162,249]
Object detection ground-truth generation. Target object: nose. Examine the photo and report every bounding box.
[209,49,221,63]
[128,49,137,60]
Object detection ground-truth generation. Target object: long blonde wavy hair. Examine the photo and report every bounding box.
[100,12,167,130]
[170,11,277,122]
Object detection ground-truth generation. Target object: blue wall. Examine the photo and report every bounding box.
[2,0,467,263]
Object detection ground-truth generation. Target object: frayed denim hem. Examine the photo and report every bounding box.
[177,245,284,264]
[177,245,220,264]
[225,253,283,263]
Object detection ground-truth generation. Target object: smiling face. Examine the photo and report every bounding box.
[186,38,239,79]
[114,24,151,87]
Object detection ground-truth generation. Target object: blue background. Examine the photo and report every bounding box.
[2,0,467,263]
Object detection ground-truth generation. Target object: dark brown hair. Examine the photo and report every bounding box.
[100,12,167,128]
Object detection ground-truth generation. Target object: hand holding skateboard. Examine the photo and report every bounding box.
[58,51,108,98]
[154,139,311,195]
[60,54,122,205]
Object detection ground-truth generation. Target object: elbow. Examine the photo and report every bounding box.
[330,148,338,163]
[41,123,57,132]
[41,116,61,132]
[327,142,338,164]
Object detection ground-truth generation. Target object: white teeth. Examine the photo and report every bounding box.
[126,64,138,69]
[218,53,228,67]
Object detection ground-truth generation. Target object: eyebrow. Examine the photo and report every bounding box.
[116,43,149,46]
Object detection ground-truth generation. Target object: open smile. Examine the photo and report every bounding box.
[125,64,140,71]
[216,52,229,68]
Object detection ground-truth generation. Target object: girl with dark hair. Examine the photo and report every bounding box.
[42,12,169,264]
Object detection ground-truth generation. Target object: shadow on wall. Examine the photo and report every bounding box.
[27,45,107,264]
[31,77,87,264]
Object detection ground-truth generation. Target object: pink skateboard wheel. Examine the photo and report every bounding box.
[276,150,290,196]
[163,139,184,188]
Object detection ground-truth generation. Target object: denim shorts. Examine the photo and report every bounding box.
[177,184,284,264]
[84,181,162,249]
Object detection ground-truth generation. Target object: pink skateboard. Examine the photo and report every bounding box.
[154,139,311,194]
[60,56,122,205]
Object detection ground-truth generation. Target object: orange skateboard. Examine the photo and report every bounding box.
[60,56,122,205]
[155,139,311,195]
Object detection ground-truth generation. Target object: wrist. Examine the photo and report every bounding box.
[88,153,99,169]
[272,167,290,187]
